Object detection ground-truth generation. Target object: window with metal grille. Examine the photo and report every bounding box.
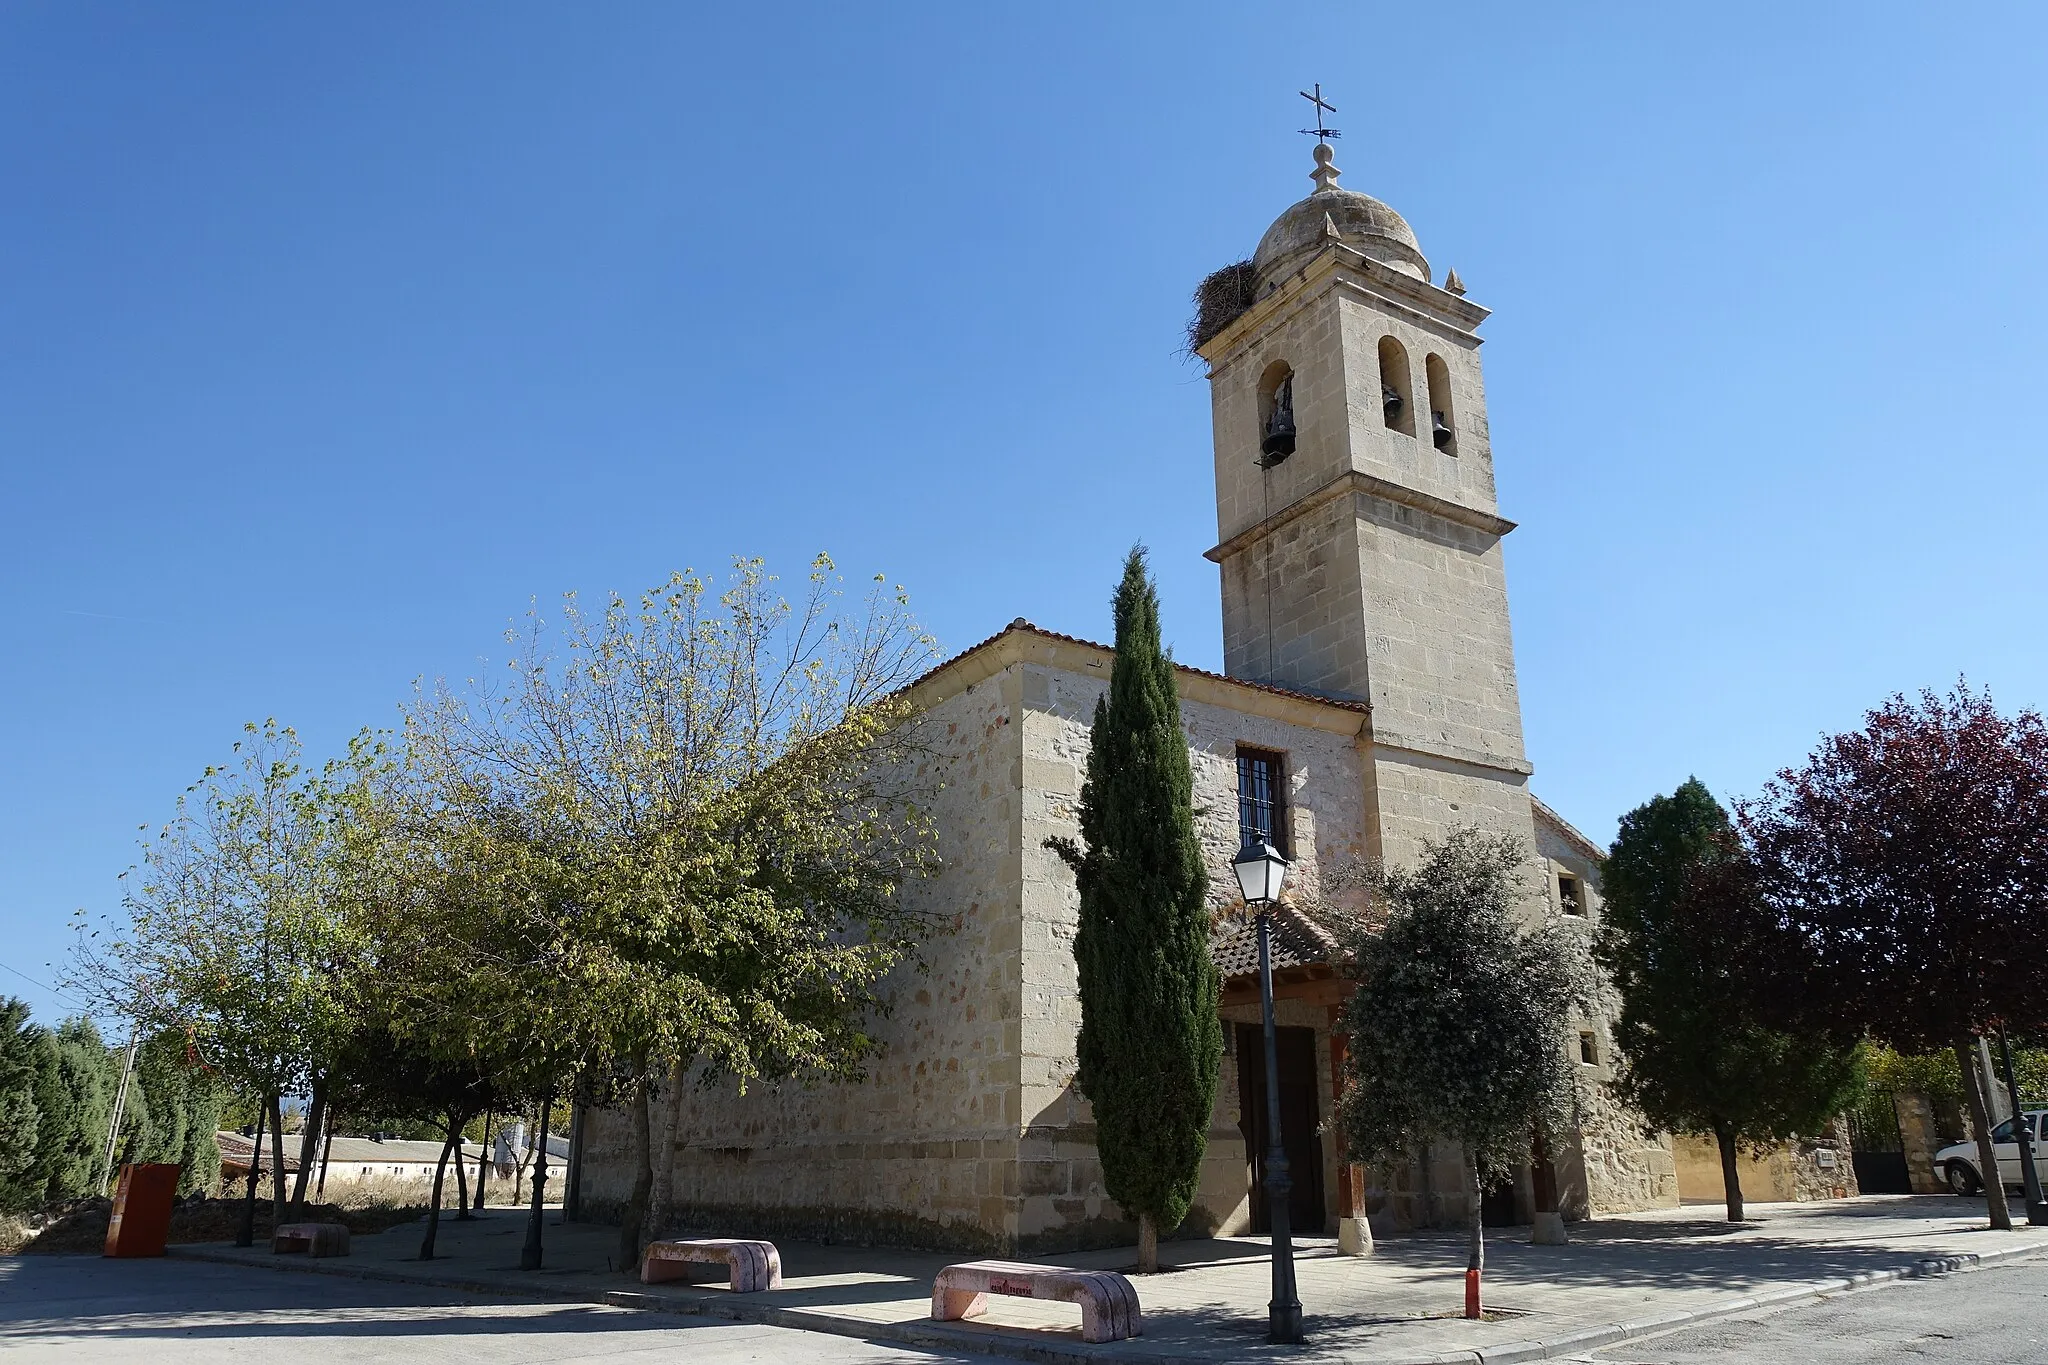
[1236,748,1288,855]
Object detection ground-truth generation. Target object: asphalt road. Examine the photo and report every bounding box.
[6,1247,2046,1363]
[0,1254,1008,1364]
[1584,1251,2048,1365]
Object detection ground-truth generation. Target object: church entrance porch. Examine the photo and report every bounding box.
[1235,1022,1327,1235]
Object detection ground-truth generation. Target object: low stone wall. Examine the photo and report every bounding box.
[1670,1122,1857,1206]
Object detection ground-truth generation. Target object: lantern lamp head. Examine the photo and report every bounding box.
[1231,841,1292,907]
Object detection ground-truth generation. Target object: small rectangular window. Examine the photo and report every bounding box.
[1579,1031,1599,1065]
[1559,874,1583,916]
[1236,748,1288,855]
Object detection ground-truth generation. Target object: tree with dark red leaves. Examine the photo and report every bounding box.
[1741,684,2048,1231]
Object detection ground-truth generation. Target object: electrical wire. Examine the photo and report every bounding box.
[0,956,94,1013]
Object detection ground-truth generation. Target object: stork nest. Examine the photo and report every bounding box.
[1187,259,1261,353]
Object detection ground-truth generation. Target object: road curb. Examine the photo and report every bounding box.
[167,1232,2048,1365]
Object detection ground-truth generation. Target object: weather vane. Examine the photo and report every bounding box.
[1298,84,1339,144]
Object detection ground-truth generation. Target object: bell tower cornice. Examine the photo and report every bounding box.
[1196,242,1490,369]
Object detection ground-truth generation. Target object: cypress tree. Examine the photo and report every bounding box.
[0,999,42,1211]
[1049,547,1218,1272]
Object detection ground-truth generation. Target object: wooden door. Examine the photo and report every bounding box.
[1236,1023,1327,1235]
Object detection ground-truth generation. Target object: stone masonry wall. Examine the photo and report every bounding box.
[1532,807,1681,1217]
[1017,656,1371,1247]
[578,671,1027,1252]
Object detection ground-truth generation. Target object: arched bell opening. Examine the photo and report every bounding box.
[1257,360,1297,467]
[1425,353,1457,455]
[1377,336,1415,437]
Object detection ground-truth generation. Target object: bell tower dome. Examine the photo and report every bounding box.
[1196,142,1536,864]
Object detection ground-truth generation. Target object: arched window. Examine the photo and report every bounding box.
[1377,336,1415,437]
[1257,360,1296,467]
[1426,353,1456,454]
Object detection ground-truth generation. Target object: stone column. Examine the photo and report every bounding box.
[1895,1092,1946,1195]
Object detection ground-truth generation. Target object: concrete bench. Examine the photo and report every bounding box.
[270,1222,350,1257]
[640,1238,783,1293]
[931,1259,1141,1343]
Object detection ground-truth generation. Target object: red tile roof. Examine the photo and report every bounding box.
[1211,904,1346,979]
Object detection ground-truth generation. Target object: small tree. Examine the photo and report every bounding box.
[1598,780,1865,1221]
[1048,547,1218,1274]
[70,722,380,1223]
[1742,684,2048,1231]
[1337,829,1579,1317]
[406,556,942,1271]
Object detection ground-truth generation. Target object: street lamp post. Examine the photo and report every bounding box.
[1995,1029,2048,1226]
[1233,840,1303,1346]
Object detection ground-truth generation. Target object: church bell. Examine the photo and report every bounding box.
[1431,410,1454,450]
[1382,386,1404,425]
[1260,375,1297,466]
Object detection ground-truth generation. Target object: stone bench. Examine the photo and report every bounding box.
[931,1260,1142,1344]
[270,1222,350,1257]
[640,1238,783,1293]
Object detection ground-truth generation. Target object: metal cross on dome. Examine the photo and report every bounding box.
[1298,84,1340,143]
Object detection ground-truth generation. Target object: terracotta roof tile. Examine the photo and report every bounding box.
[1211,904,1344,979]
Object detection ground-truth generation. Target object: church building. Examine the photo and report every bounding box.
[579,140,1684,1252]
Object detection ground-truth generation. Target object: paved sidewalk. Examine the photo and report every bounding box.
[167,1196,2048,1364]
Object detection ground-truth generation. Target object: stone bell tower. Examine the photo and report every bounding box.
[1196,141,1537,865]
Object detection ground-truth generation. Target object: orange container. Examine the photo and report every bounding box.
[103,1163,181,1257]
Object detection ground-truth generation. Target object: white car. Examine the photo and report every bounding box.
[1935,1110,2046,1195]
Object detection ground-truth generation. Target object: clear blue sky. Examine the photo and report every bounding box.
[4,3,2044,1026]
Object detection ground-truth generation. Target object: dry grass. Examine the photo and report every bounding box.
[319,1173,443,1211]
[0,1213,34,1255]
[6,1190,433,1255]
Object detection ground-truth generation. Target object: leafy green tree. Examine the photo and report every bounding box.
[0,1000,43,1210]
[1047,547,1217,1274]
[71,722,383,1224]
[1741,684,2048,1231]
[404,557,943,1271]
[1597,780,1865,1221]
[1337,828,1580,1317]
[328,1019,499,1258]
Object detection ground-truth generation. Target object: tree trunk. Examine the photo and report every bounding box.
[288,1079,325,1217]
[452,1114,471,1218]
[564,1098,586,1222]
[235,1100,268,1248]
[1528,1129,1565,1247]
[648,1057,686,1237]
[1713,1119,1746,1222]
[418,1131,456,1260]
[1137,1212,1158,1274]
[315,1119,334,1201]
[1955,1034,2014,1231]
[473,1112,492,1211]
[266,1092,289,1227]
[616,1076,655,1273]
[1463,1147,1484,1319]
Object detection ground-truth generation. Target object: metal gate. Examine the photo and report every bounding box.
[1848,1093,1911,1194]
